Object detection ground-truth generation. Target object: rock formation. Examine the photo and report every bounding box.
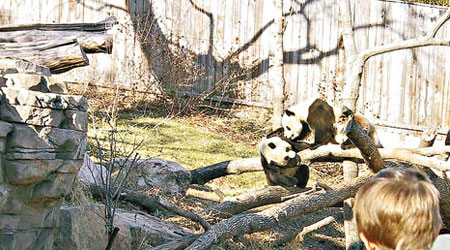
[0,72,87,249]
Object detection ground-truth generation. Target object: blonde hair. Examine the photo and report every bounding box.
[354,168,442,250]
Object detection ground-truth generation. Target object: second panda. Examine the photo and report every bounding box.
[281,98,337,149]
[333,105,383,149]
[259,132,309,188]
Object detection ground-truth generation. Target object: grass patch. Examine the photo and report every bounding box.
[87,112,267,196]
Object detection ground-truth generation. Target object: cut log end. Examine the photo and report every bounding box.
[419,128,437,148]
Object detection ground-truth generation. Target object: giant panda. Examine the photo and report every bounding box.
[259,133,309,188]
[333,105,383,149]
[281,98,337,149]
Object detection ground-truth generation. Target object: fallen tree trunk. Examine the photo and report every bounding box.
[191,158,261,185]
[86,183,211,230]
[191,146,450,184]
[185,174,372,250]
[345,118,385,172]
[205,185,310,218]
[0,39,89,73]
[147,234,199,250]
[271,208,341,246]
[86,183,161,212]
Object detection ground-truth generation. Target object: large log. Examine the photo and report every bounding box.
[272,209,340,247]
[0,30,113,53]
[191,145,450,185]
[0,16,117,32]
[87,183,211,230]
[345,118,385,172]
[191,158,261,185]
[185,174,372,250]
[205,185,309,218]
[0,39,89,73]
[86,183,161,213]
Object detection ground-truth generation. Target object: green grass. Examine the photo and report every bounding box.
[406,0,449,6]
[87,112,267,195]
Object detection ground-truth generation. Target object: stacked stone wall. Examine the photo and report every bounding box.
[0,73,87,249]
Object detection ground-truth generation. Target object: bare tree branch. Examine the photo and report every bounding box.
[429,8,450,38]
[156,197,211,231]
[342,7,450,109]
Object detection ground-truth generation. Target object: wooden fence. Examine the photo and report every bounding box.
[1,0,449,140]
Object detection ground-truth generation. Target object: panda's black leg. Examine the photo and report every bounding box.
[269,172,298,187]
[295,164,309,188]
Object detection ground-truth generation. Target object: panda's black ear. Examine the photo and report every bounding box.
[342,105,353,116]
[285,109,296,117]
[268,142,277,149]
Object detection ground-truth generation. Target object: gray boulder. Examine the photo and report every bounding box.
[78,153,108,186]
[116,158,192,196]
[55,203,193,250]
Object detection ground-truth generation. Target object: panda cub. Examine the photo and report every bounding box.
[333,105,383,149]
[281,98,337,149]
[259,133,309,188]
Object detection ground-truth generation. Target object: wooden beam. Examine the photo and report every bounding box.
[0,30,113,53]
[0,16,117,32]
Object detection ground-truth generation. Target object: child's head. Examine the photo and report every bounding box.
[354,167,442,250]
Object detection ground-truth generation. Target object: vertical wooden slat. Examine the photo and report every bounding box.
[287,0,298,105]
[253,0,264,101]
[201,0,211,93]
[443,21,450,127]
[238,0,248,100]
[246,0,256,101]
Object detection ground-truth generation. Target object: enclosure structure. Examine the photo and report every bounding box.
[1,0,449,145]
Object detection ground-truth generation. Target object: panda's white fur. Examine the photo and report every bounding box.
[281,98,337,148]
[281,98,316,141]
[259,135,308,187]
[260,136,297,166]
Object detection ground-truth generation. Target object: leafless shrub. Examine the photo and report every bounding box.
[87,83,144,249]
[132,10,260,116]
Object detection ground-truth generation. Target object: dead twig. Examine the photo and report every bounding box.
[280,182,332,202]
[156,197,211,231]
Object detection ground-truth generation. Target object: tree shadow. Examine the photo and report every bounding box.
[121,0,397,102]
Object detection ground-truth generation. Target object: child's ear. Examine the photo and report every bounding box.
[359,232,377,250]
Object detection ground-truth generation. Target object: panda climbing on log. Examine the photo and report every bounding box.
[260,98,382,187]
[333,105,383,149]
[281,98,337,150]
[281,98,382,150]
[259,133,309,188]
